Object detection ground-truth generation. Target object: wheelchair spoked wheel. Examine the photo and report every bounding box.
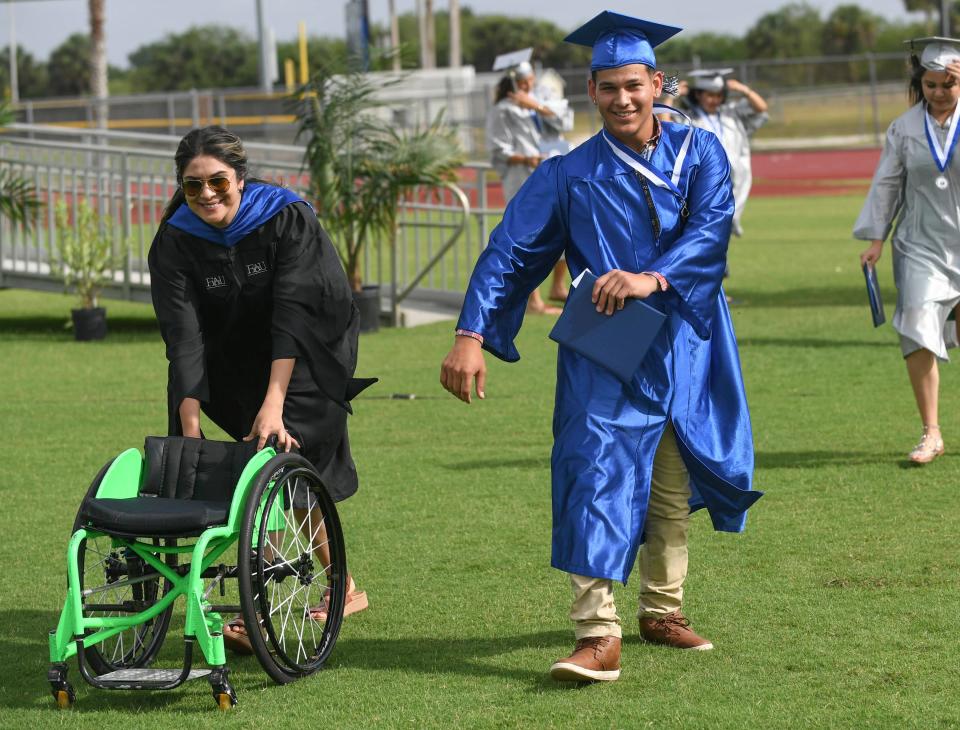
[71,460,175,675]
[238,453,347,684]
[74,533,175,674]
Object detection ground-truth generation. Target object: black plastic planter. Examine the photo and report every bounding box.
[71,307,107,341]
[353,285,381,333]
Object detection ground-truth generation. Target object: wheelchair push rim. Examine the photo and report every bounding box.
[238,453,347,683]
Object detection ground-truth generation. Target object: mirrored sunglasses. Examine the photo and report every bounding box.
[182,176,232,196]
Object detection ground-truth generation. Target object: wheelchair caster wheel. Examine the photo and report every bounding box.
[54,688,75,709]
[209,667,237,710]
[48,663,75,709]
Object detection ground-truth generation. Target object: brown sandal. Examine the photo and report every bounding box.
[222,617,254,655]
[309,577,369,622]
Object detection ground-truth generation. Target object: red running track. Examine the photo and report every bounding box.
[472,147,882,207]
[748,147,880,197]
[41,148,882,227]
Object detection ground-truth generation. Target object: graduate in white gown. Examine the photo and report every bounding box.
[855,38,960,463]
[685,69,768,238]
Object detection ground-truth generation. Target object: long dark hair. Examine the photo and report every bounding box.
[909,55,926,106]
[160,126,249,223]
[494,75,516,103]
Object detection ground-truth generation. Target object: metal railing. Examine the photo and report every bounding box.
[8,51,917,156]
[8,68,493,156]
[0,125,481,320]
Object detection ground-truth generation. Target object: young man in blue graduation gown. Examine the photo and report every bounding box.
[440,11,761,683]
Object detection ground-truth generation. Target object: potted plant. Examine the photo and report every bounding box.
[293,62,463,331]
[0,103,41,229]
[51,200,120,341]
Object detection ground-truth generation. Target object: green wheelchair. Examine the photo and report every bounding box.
[47,436,348,710]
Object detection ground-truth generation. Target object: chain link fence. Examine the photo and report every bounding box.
[5,51,919,155]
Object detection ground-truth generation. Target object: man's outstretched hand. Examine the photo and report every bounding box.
[440,336,487,404]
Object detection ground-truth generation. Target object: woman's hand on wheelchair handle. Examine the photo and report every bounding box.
[244,397,300,452]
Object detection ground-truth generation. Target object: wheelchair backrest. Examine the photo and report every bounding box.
[141,437,260,502]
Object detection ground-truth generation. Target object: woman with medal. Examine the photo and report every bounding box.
[856,38,960,463]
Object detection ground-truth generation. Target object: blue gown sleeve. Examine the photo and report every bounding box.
[456,157,569,361]
[649,133,734,340]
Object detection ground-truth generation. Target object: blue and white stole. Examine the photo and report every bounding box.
[601,104,693,198]
[168,182,303,247]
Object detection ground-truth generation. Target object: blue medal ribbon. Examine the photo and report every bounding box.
[923,102,960,174]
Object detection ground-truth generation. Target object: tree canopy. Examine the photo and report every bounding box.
[47,34,93,97]
[0,46,48,99]
[126,26,259,92]
[0,2,950,100]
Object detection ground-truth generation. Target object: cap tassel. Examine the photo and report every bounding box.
[661,74,680,97]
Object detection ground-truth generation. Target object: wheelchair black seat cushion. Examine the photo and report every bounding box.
[79,437,261,537]
[81,497,231,537]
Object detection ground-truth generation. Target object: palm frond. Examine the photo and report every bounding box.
[0,102,42,227]
[290,63,463,287]
[0,167,42,227]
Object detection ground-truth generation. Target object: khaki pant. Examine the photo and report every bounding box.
[569,425,691,639]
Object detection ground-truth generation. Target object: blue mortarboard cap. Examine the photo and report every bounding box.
[564,11,682,71]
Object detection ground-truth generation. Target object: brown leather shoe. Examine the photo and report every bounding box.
[639,611,714,650]
[549,635,621,682]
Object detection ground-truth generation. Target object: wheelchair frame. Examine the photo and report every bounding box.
[48,442,347,710]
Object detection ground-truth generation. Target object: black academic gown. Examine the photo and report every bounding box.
[148,200,367,501]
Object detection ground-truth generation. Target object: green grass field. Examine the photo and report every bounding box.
[2,192,958,728]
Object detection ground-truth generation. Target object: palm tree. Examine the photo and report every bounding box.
[903,0,940,33]
[0,104,40,226]
[293,64,463,291]
[88,0,108,128]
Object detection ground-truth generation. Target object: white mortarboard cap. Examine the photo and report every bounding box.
[688,68,734,92]
[514,62,534,79]
[493,48,534,72]
[906,37,960,71]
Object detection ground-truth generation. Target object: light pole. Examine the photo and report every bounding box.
[5,1,19,103]
[388,0,400,71]
[255,0,272,92]
[449,0,460,68]
[3,0,86,105]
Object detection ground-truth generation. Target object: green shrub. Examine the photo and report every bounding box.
[52,200,121,309]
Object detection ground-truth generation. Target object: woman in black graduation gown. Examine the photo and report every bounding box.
[148,126,372,652]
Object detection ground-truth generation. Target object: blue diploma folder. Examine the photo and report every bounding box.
[862,263,886,327]
[549,270,667,383]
